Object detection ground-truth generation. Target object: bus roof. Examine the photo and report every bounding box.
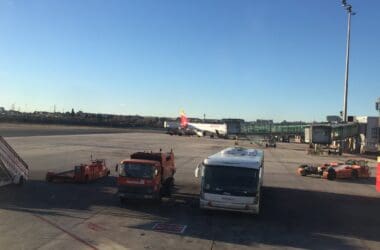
[203,147,264,170]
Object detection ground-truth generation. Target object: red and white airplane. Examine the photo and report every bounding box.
[178,111,227,137]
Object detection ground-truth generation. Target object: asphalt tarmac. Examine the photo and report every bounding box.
[0,132,379,250]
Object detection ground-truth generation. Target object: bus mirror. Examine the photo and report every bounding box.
[195,164,201,178]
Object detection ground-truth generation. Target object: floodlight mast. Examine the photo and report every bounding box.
[341,0,355,122]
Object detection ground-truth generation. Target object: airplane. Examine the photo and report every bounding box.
[178,111,227,137]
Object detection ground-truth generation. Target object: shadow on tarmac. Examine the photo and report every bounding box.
[299,175,377,185]
[334,177,377,185]
[1,178,380,249]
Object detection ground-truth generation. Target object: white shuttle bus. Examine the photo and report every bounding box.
[195,147,264,214]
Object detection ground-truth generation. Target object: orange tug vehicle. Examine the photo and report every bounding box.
[297,159,370,180]
[116,150,176,203]
[46,159,110,183]
[322,161,370,180]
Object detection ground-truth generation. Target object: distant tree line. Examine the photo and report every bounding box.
[0,109,178,130]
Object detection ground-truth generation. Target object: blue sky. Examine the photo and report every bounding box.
[0,0,379,121]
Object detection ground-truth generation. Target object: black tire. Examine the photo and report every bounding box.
[327,169,336,180]
[155,195,162,204]
[161,184,171,197]
[301,170,307,176]
[351,170,358,179]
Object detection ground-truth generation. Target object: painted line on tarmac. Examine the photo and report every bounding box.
[33,214,98,250]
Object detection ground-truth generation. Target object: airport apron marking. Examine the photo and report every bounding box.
[33,214,98,250]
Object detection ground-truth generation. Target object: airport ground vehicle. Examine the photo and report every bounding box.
[265,138,276,148]
[195,147,264,214]
[298,159,366,177]
[297,164,320,176]
[46,159,110,183]
[0,136,29,187]
[322,162,370,180]
[327,145,342,155]
[297,163,336,176]
[116,150,176,202]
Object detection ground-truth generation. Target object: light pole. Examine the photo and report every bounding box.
[342,0,355,122]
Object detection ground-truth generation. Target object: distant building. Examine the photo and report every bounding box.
[256,119,273,125]
[326,115,342,123]
[0,107,5,113]
[222,119,245,135]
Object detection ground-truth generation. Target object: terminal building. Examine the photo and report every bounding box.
[306,116,379,154]
[242,120,308,140]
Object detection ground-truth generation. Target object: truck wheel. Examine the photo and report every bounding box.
[161,185,170,197]
[169,176,175,187]
[156,195,162,204]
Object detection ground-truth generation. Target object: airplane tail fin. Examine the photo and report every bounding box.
[180,110,188,128]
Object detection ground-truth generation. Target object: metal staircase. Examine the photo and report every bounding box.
[0,136,29,187]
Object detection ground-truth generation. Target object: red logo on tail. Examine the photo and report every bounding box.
[180,111,188,128]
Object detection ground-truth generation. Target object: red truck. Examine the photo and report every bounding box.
[46,159,110,183]
[116,150,176,202]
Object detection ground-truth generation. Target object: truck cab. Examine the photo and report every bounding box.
[116,151,175,202]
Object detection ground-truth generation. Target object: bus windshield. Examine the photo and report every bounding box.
[203,165,259,197]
